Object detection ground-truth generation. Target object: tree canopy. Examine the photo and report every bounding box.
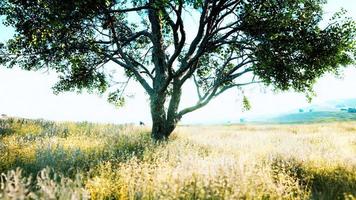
[0,0,355,140]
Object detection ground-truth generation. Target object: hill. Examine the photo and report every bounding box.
[269,111,356,123]
[250,98,356,123]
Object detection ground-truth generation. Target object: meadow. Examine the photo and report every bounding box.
[0,118,355,199]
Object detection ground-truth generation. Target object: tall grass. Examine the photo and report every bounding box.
[0,118,355,199]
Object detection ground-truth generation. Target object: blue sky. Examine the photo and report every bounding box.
[0,0,355,124]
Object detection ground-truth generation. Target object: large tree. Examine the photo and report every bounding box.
[0,0,355,140]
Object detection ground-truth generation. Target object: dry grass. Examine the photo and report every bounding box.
[0,119,355,199]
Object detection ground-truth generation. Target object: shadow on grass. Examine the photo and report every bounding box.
[271,157,356,199]
[310,166,356,200]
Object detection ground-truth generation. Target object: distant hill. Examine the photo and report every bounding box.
[252,98,356,123]
[268,111,356,123]
[328,99,356,108]
[303,99,356,112]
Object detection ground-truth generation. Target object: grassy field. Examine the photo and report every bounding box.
[0,118,355,199]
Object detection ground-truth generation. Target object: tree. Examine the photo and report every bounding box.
[0,0,355,140]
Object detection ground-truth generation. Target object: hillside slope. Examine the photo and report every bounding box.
[269,111,356,123]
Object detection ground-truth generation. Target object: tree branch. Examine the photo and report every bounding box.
[178,85,219,117]
[103,52,154,95]
[108,5,151,14]
[178,79,260,117]
[193,74,203,100]
[122,31,153,46]
[148,0,168,92]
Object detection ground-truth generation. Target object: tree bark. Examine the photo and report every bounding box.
[151,116,169,141]
[150,114,179,141]
[150,85,181,141]
[150,92,169,140]
[166,80,182,136]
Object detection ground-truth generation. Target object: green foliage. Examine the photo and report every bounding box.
[1,0,355,97]
[185,1,355,99]
[242,95,251,112]
[107,89,126,108]
[0,0,114,94]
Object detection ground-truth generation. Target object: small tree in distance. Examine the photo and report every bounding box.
[0,0,355,140]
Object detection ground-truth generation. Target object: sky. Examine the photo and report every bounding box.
[0,0,355,124]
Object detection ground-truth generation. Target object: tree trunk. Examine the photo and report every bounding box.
[151,110,180,140]
[151,116,169,141]
[165,80,181,138]
[150,88,181,141]
[150,93,169,140]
